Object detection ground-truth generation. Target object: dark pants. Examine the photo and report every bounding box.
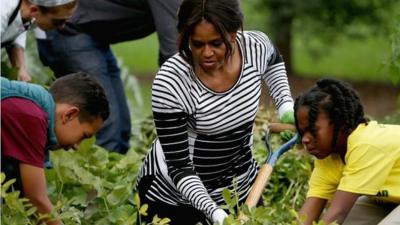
[37,30,131,153]
[137,176,210,225]
[1,156,23,194]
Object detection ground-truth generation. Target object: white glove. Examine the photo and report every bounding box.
[212,208,228,225]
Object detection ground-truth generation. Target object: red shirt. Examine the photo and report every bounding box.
[1,97,48,168]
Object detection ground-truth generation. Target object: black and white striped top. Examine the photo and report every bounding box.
[137,31,294,220]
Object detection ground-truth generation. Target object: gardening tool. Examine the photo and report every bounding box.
[245,123,299,208]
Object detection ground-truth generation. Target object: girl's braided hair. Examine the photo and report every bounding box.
[294,78,369,147]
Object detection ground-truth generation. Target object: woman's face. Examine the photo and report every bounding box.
[189,20,235,73]
[296,106,335,159]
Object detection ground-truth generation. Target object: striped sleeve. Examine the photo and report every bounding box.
[249,31,294,118]
[152,63,220,220]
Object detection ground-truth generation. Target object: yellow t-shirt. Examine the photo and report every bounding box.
[307,121,400,204]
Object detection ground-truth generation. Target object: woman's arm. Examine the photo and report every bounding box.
[253,31,293,118]
[299,197,327,225]
[152,74,225,223]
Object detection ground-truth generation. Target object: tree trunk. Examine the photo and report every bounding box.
[273,17,294,75]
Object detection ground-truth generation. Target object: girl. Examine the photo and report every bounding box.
[295,78,400,225]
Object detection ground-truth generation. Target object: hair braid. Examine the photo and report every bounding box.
[295,78,368,149]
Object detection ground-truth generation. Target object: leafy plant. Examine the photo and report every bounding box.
[1,173,49,225]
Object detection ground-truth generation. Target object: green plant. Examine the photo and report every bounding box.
[1,173,50,225]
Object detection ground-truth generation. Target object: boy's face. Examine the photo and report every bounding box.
[30,4,76,30]
[55,105,103,150]
[296,106,335,159]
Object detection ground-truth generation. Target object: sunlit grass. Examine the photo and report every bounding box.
[293,36,394,83]
[112,33,159,76]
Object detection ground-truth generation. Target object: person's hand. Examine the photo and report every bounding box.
[212,208,228,225]
[279,111,295,142]
[18,68,32,82]
[280,111,294,124]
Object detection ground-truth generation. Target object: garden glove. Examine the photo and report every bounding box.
[279,111,295,142]
[212,208,228,225]
[280,110,295,124]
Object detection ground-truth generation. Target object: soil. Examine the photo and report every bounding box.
[138,74,400,119]
[266,75,400,119]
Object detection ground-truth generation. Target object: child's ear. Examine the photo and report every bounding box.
[62,106,80,124]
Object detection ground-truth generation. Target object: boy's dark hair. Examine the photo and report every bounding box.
[294,78,369,147]
[177,0,243,65]
[49,72,109,122]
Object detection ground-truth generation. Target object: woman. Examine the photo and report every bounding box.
[137,0,295,224]
[1,0,77,81]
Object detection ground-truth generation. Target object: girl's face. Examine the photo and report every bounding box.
[296,106,335,159]
[189,20,236,73]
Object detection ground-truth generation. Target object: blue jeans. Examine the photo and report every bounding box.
[37,30,131,153]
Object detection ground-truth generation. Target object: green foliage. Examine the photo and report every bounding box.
[293,36,396,82]
[47,137,143,225]
[1,54,18,80]
[1,173,47,225]
[112,34,159,76]
[386,13,400,84]
[381,110,400,124]
[1,33,54,84]
[254,0,395,39]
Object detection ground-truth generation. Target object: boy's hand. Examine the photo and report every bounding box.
[279,111,295,141]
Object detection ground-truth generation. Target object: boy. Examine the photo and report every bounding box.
[294,78,399,225]
[1,72,109,225]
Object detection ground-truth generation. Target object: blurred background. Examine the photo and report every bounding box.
[111,0,400,122]
[1,1,399,223]
[2,0,400,121]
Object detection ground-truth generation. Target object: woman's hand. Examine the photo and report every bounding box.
[212,208,228,225]
[279,110,295,141]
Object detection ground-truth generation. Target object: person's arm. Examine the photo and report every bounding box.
[152,69,226,224]
[299,197,327,225]
[255,31,294,119]
[148,0,181,65]
[8,46,32,82]
[20,163,62,225]
[322,190,359,225]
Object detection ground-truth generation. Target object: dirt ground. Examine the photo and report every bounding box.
[262,75,400,119]
[139,74,400,119]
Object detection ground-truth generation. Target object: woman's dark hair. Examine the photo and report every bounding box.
[177,0,243,65]
[294,78,369,147]
[49,72,109,122]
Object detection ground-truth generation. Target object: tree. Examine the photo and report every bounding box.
[387,13,400,84]
[251,0,397,75]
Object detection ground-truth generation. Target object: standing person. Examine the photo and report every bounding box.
[1,0,77,81]
[295,78,400,225]
[1,72,109,225]
[35,0,182,154]
[136,0,295,224]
